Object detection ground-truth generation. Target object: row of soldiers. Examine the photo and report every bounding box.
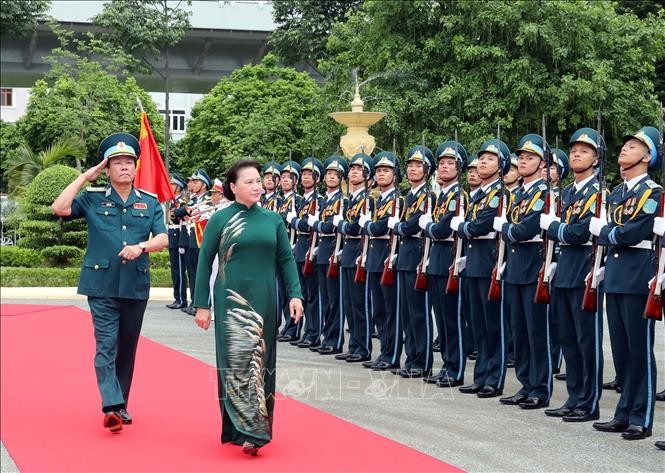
[259,125,663,447]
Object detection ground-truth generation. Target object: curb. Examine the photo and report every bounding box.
[1,287,174,301]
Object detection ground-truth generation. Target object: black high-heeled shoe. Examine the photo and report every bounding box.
[242,441,259,456]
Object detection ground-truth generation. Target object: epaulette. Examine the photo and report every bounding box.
[592,182,600,191]
[538,183,548,192]
[136,188,158,200]
[86,186,106,192]
[645,179,661,190]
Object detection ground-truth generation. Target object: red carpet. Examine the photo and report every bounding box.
[1,304,461,472]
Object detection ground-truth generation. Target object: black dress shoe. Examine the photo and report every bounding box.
[371,331,379,339]
[458,383,483,394]
[621,425,652,440]
[467,351,478,361]
[500,392,528,405]
[166,301,187,309]
[519,397,549,409]
[309,344,323,352]
[544,406,573,417]
[103,412,123,432]
[334,352,352,360]
[399,368,431,378]
[346,354,371,363]
[656,389,665,402]
[318,346,343,355]
[389,367,402,375]
[562,409,599,422]
[277,335,295,342]
[372,362,399,371]
[655,440,665,450]
[554,373,567,381]
[506,359,515,368]
[290,338,305,346]
[432,342,441,352]
[362,359,379,368]
[181,306,196,316]
[118,408,132,425]
[436,376,463,388]
[602,379,619,390]
[593,419,629,432]
[477,386,503,398]
[423,372,444,384]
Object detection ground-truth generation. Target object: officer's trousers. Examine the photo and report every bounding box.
[398,271,432,372]
[168,247,188,304]
[466,277,506,389]
[186,246,199,304]
[506,282,552,401]
[87,296,147,411]
[298,262,321,344]
[461,276,477,355]
[429,275,466,381]
[368,272,402,365]
[606,293,656,429]
[318,265,345,350]
[343,267,372,357]
[556,286,603,414]
[549,287,564,373]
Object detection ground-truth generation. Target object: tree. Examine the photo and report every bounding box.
[176,54,337,178]
[0,0,50,36]
[0,121,27,193]
[93,0,192,170]
[4,136,85,195]
[319,0,665,185]
[17,22,164,172]
[270,0,361,69]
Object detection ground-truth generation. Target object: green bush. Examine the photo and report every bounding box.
[40,245,84,267]
[23,165,81,206]
[17,235,57,249]
[19,220,60,239]
[0,246,41,267]
[22,204,55,220]
[0,267,172,287]
[62,230,88,248]
[149,250,170,270]
[62,219,87,232]
[3,211,25,232]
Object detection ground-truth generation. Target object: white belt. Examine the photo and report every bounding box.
[370,236,390,240]
[473,232,496,240]
[297,232,309,236]
[629,240,652,250]
[518,236,543,244]
[345,236,361,239]
[319,233,336,237]
[560,241,592,246]
[167,224,181,229]
[432,237,454,242]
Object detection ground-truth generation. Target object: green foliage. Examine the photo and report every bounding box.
[149,250,170,270]
[61,231,88,248]
[23,165,80,206]
[178,54,338,177]
[16,236,56,250]
[19,220,60,239]
[270,0,361,67]
[5,137,85,195]
[0,121,27,193]
[0,0,50,36]
[0,267,172,287]
[319,0,665,186]
[40,245,84,267]
[0,247,41,268]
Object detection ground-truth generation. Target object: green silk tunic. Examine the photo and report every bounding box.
[194,202,302,447]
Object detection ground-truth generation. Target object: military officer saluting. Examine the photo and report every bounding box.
[261,161,282,212]
[591,126,662,440]
[166,172,189,309]
[540,128,604,422]
[52,132,168,432]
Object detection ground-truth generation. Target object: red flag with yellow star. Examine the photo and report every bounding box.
[135,111,174,202]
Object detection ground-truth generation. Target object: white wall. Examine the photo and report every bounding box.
[0,87,30,123]
[149,92,205,141]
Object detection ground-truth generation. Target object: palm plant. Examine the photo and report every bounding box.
[5,136,86,195]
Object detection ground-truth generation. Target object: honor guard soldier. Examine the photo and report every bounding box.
[333,153,374,362]
[418,140,468,387]
[166,173,189,309]
[286,157,323,348]
[462,157,482,360]
[495,134,552,409]
[277,160,304,342]
[540,128,604,422]
[503,153,520,368]
[307,155,349,355]
[173,169,211,315]
[261,161,282,212]
[358,152,404,371]
[51,132,168,432]
[591,126,662,440]
[450,139,510,398]
[389,145,436,378]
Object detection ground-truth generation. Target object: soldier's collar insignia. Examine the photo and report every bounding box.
[133,202,148,209]
[105,187,112,197]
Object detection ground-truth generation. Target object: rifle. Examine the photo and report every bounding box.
[535,116,555,303]
[581,111,606,312]
[645,102,665,320]
[488,125,506,301]
[354,166,370,284]
[287,151,297,246]
[327,171,345,279]
[303,190,319,276]
[415,176,431,291]
[381,185,400,286]
[446,132,464,294]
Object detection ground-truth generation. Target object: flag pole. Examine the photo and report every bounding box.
[136,97,145,113]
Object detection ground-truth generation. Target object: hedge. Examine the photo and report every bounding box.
[19,220,60,239]
[16,236,57,249]
[23,165,81,206]
[1,267,172,287]
[150,250,170,270]
[0,246,42,267]
[62,231,88,248]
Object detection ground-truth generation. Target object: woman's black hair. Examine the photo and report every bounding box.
[223,159,262,201]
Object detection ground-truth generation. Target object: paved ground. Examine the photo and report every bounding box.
[1,295,663,472]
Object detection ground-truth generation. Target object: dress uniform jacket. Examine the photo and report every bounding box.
[364,189,402,273]
[261,191,282,213]
[292,191,319,263]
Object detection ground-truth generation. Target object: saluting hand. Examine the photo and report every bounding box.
[82,158,108,182]
[289,298,304,323]
[195,308,212,330]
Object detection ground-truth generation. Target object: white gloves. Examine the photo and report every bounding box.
[540,213,559,231]
[335,249,343,258]
[286,211,297,224]
[586,267,605,284]
[311,247,318,257]
[450,216,464,232]
[648,273,665,290]
[418,213,433,230]
[456,256,467,273]
[387,216,400,230]
[547,262,557,280]
[358,213,370,228]
[654,216,665,237]
[332,214,344,227]
[589,216,607,237]
[307,215,319,228]
[493,216,508,233]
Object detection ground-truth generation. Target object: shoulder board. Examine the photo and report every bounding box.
[645,179,661,190]
[538,183,547,192]
[86,187,106,192]
[136,189,158,200]
[592,182,599,191]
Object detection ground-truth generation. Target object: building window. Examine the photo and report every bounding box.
[159,109,186,132]
[0,88,13,107]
